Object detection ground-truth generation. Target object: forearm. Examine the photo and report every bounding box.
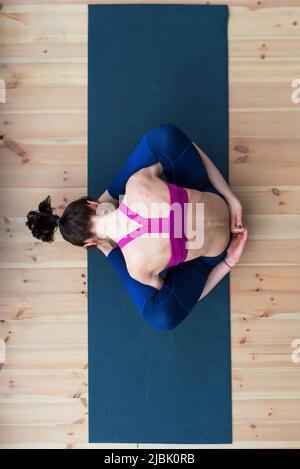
[198,259,231,301]
[192,141,237,203]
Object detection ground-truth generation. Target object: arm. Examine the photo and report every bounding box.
[106,247,210,331]
[192,141,245,233]
[199,260,231,300]
[199,228,249,300]
[192,141,236,203]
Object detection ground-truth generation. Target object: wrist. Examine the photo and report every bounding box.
[224,256,235,269]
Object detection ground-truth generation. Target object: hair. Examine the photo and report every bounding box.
[26,195,98,246]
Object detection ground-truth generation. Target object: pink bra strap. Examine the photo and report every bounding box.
[117,201,169,249]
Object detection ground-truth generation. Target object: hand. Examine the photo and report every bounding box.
[225,228,248,267]
[97,190,119,208]
[84,238,117,257]
[86,200,99,210]
[227,195,246,234]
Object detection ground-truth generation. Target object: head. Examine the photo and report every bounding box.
[26,195,99,247]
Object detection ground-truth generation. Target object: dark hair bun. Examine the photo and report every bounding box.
[26,195,60,243]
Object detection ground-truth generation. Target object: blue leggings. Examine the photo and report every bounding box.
[106,123,231,331]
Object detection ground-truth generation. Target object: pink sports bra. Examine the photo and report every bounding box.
[117,182,189,268]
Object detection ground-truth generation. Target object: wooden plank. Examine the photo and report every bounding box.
[0,63,86,88]
[1,141,86,165]
[0,268,87,294]
[232,368,300,395]
[0,293,87,320]
[231,291,300,317]
[230,82,300,108]
[0,165,86,188]
[232,186,300,214]
[232,344,299,368]
[231,318,300,345]
[229,38,300,60]
[1,368,300,399]
[0,290,299,322]
[231,239,300,264]
[2,0,300,10]
[234,398,300,422]
[1,84,297,111]
[230,110,300,138]
[1,62,298,89]
[0,320,87,346]
[3,87,86,112]
[0,112,86,139]
[231,163,300,185]
[1,315,300,347]
[0,188,88,216]
[238,214,296,240]
[3,345,87,370]
[0,422,135,448]
[0,12,87,41]
[230,265,300,292]
[1,397,300,427]
[0,369,88,398]
[2,110,299,141]
[230,137,300,163]
[2,343,294,370]
[1,38,300,64]
[0,242,86,269]
[232,422,300,442]
[1,8,300,41]
[1,137,299,167]
[230,62,300,82]
[0,440,300,449]
[0,399,86,425]
[0,43,87,63]
[229,7,300,37]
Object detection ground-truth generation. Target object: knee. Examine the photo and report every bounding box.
[142,300,189,332]
[147,122,182,144]
[146,122,191,163]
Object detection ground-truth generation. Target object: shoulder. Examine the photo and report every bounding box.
[127,261,151,283]
[127,163,162,187]
[125,169,153,199]
[127,261,163,289]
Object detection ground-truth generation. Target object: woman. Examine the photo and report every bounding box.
[26,123,248,331]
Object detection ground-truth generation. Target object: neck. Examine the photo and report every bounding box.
[91,209,120,242]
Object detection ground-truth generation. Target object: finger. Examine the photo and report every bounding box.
[235,209,243,227]
[87,200,98,208]
[231,215,237,233]
[232,226,245,234]
[83,242,95,249]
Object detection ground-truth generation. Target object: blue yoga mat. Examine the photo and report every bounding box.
[88,4,232,444]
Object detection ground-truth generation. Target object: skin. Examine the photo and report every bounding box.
[84,142,249,295]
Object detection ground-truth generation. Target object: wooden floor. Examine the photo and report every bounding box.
[1,0,300,449]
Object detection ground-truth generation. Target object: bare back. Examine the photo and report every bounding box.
[118,166,231,276]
